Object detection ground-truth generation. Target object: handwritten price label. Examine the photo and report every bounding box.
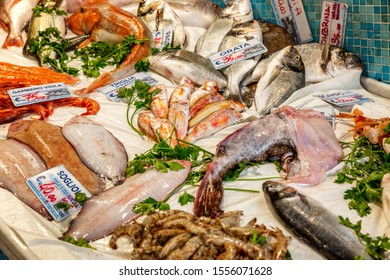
[320,1,348,47]
[26,165,91,221]
[7,83,71,107]
[271,0,313,44]
[316,91,373,107]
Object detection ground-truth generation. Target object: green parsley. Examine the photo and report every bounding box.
[63,236,96,250]
[74,192,88,206]
[339,216,390,259]
[249,230,268,245]
[178,191,195,206]
[117,79,161,135]
[132,197,170,215]
[335,137,390,216]
[55,201,72,211]
[32,5,67,17]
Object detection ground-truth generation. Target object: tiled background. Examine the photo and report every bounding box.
[213,0,390,84]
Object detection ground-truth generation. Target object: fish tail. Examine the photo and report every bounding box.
[194,161,224,217]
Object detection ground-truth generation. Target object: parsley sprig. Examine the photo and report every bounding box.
[339,216,390,259]
[335,137,390,216]
[117,80,162,136]
[32,5,67,17]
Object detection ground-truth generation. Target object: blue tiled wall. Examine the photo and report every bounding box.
[213,0,390,84]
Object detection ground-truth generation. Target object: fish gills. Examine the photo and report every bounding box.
[263,181,373,260]
[7,120,106,195]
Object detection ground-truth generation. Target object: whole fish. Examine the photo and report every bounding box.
[184,107,242,144]
[243,43,363,86]
[382,173,390,232]
[219,20,263,107]
[190,91,225,118]
[7,120,106,195]
[168,100,190,140]
[258,20,294,56]
[137,0,187,48]
[61,160,191,242]
[65,0,221,29]
[0,0,38,48]
[193,106,343,217]
[262,181,373,260]
[148,49,227,90]
[61,116,128,185]
[150,84,169,119]
[0,138,51,220]
[189,80,219,107]
[219,0,253,23]
[23,0,67,66]
[67,0,151,94]
[254,45,305,114]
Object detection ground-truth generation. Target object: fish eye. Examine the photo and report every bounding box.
[295,55,300,60]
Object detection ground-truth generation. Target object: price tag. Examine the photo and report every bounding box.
[153,24,174,50]
[271,0,313,44]
[7,82,71,107]
[316,91,373,107]
[208,38,267,70]
[26,165,92,222]
[98,72,158,101]
[319,1,348,47]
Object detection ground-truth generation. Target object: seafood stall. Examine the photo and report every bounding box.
[0,0,389,260]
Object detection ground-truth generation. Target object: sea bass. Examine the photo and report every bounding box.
[23,0,66,66]
[148,49,227,90]
[254,45,305,114]
[62,160,191,242]
[7,120,106,195]
[61,116,128,185]
[193,106,343,217]
[263,181,373,260]
[0,0,38,48]
[137,0,187,48]
[0,139,51,220]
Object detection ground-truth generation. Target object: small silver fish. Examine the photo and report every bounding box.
[219,0,253,23]
[263,180,373,260]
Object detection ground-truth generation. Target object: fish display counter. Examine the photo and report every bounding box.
[0,0,389,260]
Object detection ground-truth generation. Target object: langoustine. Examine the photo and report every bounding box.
[194,106,344,217]
[7,119,106,195]
[61,160,191,242]
[67,0,151,94]
[0,138,51,220]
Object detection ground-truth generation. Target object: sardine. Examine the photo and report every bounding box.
[61,116,128,185]
[262,180,373,260]
[0,0,38,48]
[137,0,187,48]
[148,49,227,90]
[184,107,242,144]
[193,106,343,217]
[23,0,66,66]
[61,160,191,242]
[0,139,51,220]
[7,120,106,195]
[254,45,305,114]
[219,20,263,107]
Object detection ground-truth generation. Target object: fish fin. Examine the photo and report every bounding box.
[320,44,330,71]
[298,193,311,208]
[263,65,283,89]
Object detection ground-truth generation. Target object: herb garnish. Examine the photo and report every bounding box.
[32,5,67,17]
[178,191,195,206]
[55,201,72,211]
[132,197,170,214]
[339,216,390,259]
[117,80,162,135]
[63,236,96,250]
[335,137,390,216]
[74,192,88,206]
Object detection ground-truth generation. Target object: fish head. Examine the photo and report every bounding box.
[137,0,163,16]
[262,181,298,201]
[323,45,364,77]
[220,0,253,22]
[280,46,305,72]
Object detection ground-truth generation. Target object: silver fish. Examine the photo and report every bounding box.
[62,160,191,242]
[254,45,305,114]
[0,139,51,220]
[219,20,263,107]
[137,0,187,48]
[23,0,66,66]
[148,49,227,89]
[194,106,343,217]
[61,116,128,185]
[219,0,253,23]
[0,0,38,48]
[262,181,373,260]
